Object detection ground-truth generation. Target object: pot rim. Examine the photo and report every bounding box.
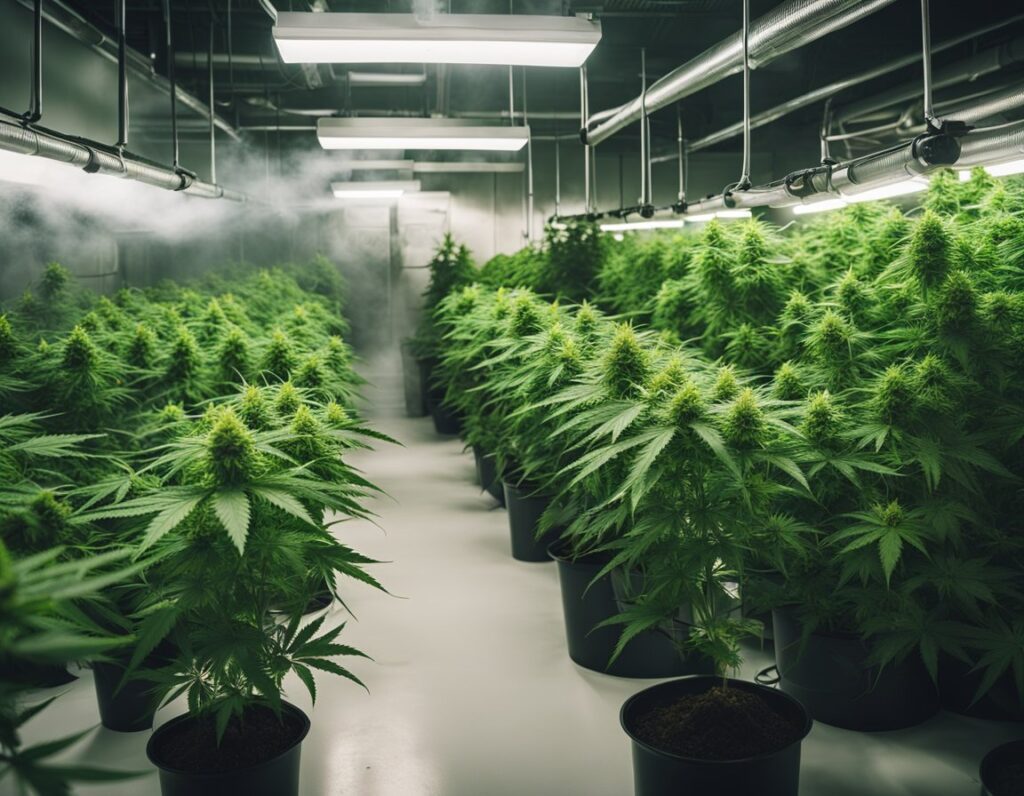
[547,539,610,567]
[979,738,1024,790]
[146,700,311,778]
[620,675,813,765]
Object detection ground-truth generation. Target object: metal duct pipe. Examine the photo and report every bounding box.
[0,119,245,201]
[836,35,1024,125]
[666,15,1024,159]
[941,82,1024,126]
[956,119,1024,166]
[583,0,898,146]
[12,0,241,142]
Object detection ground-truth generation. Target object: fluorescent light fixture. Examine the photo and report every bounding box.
[331,179,420,199]
[340,159,415,171]
[318,117,529,151]
[683,212,717,222]
[601,219,686,232]
[347,71,427,87]
[959,158,1024,181]
[792,198,849,215]
[841,178,928,204]
[715,208,753,219]
[412,161,524,173]
[273,12,602,68]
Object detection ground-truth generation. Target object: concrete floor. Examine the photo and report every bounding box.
[16,354,1024,796]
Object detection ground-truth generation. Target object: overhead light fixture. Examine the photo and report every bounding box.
[273,12,602,68]
[600,219,686,232]
[959,158,1024,181]
[792,198,849,215]
[683,212,717,222]
[340,159,415,171]
[841,178,929,204]
[331,179,420,199]
[715,208,753,219]
[318,118,530,152]
[347,71,427,87]
[412,162,524,173]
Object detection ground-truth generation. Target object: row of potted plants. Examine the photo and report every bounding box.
[410,169,1024,795]
[0,257,388,796]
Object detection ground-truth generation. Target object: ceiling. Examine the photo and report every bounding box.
[60,0,1024,169]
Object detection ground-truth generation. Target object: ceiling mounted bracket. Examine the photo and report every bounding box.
[0,0,43,125]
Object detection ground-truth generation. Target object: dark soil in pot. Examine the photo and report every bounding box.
[772,606,939,731]
[549,540,710,679]
[621,676,812,796]
[980,739,1024,796]
[503,482,559,562]
[147,701,310,796]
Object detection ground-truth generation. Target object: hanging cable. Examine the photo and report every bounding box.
[116,0,128,148]
[920,0,939,131]
[674,105,686,211]
[736,0,752,191]
[523,69,534,241]
[580,65,592,215]
[208,19,216,183]
[0,0,43,123]
[162,0,180,170]
[639,48,653,216]
[554,125,561,218]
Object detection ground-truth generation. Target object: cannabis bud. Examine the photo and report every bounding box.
[711,365,739,402]
[601,324,650,399]
[62,325,98,371]
[218,327,250,383]
[0,314,16,363]
[772,361,804,401]
[932,270,977,333]
[907,210,951,291]
[872,364,914,425]
[295,353,325,389]
[722,388,767,449]
[262,328,296,379]
[808,309,853,364]
[239,385,271,430]
[40,262,69,301]
[325,401,350,428]
[509,293,543,338]
[205,408,258,485]
[275,380,302,416]
[127,323,156,368]
[574,301,600,341]
[801,391,841,446]
[167,326,200,382]
[667,381,706,426]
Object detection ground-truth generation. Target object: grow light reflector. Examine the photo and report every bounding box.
[959,158,1024,181]
[792,198,849,215]
[347,71,427,87]
[412,161,525,173]
[714,208,753,219]
[842,178,928,204]
[331,180,420,199]
[318,118,530,152]
[273,12,602,68]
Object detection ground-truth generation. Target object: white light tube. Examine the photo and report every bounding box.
[841,178,929,204]
[792,198,849,215]
[318,118,529,152]
[273,12,602,68]
[331,179,420,199]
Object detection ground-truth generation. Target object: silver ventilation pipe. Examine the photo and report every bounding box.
[0,118,246,202]
[658,17,1024,160]
[582,0,898,146]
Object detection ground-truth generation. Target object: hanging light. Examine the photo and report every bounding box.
[959,158,1024,181]
[339,159,415,171]
[331,180,420,199]
[792,198,849,215]
[841,178,929,204]
[714,208,753,219]
[600,219,686,232]
[412,162,525,173]
[273,12,602,68]
[318,118,530,152]
[347,72,427,87]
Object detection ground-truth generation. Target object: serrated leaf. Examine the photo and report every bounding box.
[213,490,251,553]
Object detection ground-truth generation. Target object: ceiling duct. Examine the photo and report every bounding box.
[0,118,245,201]
[582,0,899,146]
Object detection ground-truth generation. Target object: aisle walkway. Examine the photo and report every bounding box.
[18,353,1022,796]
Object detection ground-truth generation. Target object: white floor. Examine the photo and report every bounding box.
[16,352,1024,796]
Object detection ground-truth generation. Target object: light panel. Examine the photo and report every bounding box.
[714,208,753,219]
[412,161,524,173]
[340,159,415,171]
[959,158,1024,180]
[601,219,686,232]
[347,71,427,87]
[318,118,530,152]
[273,12,602,68]
[792,198,849,215]
[331,179,421,199]
[841,178,928,204]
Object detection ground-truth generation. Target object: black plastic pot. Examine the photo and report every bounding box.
[980,739,1024,796]
[939,654,1024,722]
[549,540,709,678]
[400,342,427,417]
[0,660,77,688]
[503,482,560,562]
[772,607,939,731]
[472,446,505,505]
[93,660,158,732]
[426,387,461,435]
[147,702,310,796]
[621,676,812,796]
